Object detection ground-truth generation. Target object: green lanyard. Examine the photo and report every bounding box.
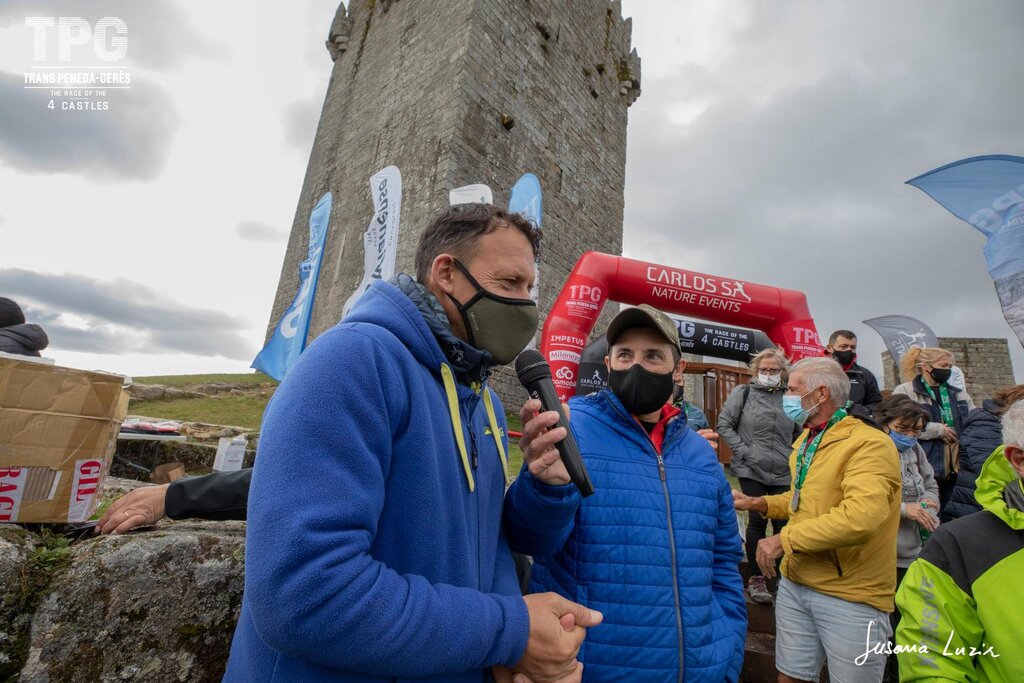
[922,381,954,428]
[791,406,849,511]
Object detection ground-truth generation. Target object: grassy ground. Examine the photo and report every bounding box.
[128,374,529,466]
[131,394,273,429]
[129,373,276,429]
[134,373,277,388]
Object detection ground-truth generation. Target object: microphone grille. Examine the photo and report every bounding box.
[514,349,551,386]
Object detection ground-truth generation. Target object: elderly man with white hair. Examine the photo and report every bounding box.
[733,357,902,683]
[894,399,1024,682]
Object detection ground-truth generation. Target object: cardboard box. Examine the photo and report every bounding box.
[151,462,185,485]
[0,357,129,523]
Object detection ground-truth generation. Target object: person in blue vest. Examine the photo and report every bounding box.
[224,204,601,683]
[504,304,747,682]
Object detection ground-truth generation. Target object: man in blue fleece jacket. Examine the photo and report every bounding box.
[225,204,601,683]
[504,304,747,682]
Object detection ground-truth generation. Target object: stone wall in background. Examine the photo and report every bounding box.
[882,337,1016,401]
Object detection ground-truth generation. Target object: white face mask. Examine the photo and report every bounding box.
[758,372,782,387]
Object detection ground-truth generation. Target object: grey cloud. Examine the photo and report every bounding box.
[2,269,254,360]
[0,0,221,70]
[0,71,179,180]
[237,220,287,242]
[623,0,1024,380]
[21,304,128,354]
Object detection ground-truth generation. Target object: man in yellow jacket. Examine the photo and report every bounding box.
[734,357,902,683]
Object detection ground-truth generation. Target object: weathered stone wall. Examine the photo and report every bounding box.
[882,336,1017,400]
[268,0,640,407]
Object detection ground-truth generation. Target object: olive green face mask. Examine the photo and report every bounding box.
[449,259,539,365]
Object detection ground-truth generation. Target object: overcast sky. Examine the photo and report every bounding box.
[1,1,1022,386]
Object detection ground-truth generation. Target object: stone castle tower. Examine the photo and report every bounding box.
[266,0,641,399]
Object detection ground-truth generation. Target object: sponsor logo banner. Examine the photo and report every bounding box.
[252,192,333,380]
[343,166,403,318]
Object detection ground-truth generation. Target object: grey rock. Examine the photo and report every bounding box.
[191,383,243,395]
[128,384,164,401]
[101,477,151,500]
[0,526,38,679]
[19,521,245,682]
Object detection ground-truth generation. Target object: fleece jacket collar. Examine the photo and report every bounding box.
[385,274,493,385]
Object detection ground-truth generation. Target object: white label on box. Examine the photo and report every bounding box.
[0,467,27,523]
[68,459,105,523]
[47,472,62,501]
[213,438,246,473]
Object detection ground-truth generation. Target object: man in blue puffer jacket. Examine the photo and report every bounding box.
[225,204,600,683]
[504,304,747,682]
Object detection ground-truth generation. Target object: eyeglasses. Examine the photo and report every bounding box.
[758,368,783,375]
[891,424,923,437]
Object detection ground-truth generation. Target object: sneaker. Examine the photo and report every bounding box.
[748,575,772,605]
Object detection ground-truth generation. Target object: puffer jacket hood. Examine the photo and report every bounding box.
[976,445,1024,531]
[0,323,48,357]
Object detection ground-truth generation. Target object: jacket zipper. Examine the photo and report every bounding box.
[606,396,685,683]
[656,451,685,683]
[464,390,484,589]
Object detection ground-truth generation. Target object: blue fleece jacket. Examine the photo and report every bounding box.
[224,280,528,682]
[503,390,747,682]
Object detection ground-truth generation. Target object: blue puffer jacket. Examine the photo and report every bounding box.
[945,400,1003,520]
[504,390,747,682]
[225,280,527,682]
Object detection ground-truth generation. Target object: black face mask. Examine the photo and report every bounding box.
[832,349,856,366]
[608,364,675,416]
[929,367,952,384]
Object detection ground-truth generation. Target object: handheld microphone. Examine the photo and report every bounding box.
[514,350,594,497]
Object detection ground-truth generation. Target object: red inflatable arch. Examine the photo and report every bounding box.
[541,252,823,401]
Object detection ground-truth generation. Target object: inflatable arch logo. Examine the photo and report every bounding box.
[541,252,823,400]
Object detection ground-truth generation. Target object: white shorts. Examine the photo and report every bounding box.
[775,577,892,682]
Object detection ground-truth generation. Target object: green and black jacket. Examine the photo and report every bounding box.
[895,446,1024,682]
